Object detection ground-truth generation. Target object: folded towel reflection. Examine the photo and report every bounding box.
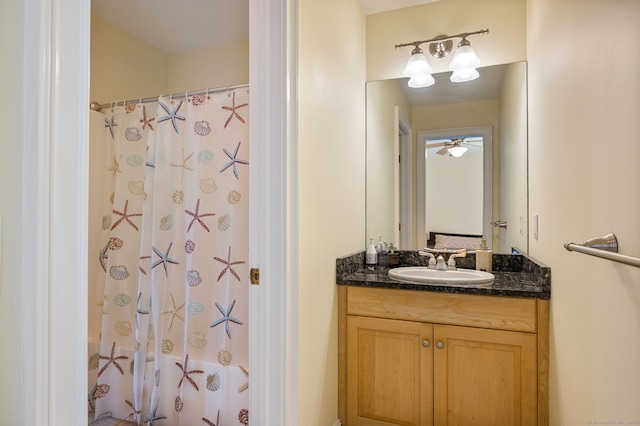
[433,234,482,251]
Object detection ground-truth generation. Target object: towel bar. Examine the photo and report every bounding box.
[564,233,640,269]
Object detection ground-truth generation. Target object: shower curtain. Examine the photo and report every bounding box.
[89,88,249,425]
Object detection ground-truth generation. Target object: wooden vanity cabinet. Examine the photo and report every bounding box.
[338,286,549,426]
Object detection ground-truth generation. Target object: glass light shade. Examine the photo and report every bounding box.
[449,44,481,71]
[408,74,435,88]
[448,146,468,157]
[450,67,480,83]
[403,52,433,78]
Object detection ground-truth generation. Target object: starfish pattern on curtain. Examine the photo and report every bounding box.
[89,88,250,425]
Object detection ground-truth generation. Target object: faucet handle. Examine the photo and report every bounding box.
[447,249,467,270]
[449,249,467,258]
[418,250,438,269]
[447,256,457,270]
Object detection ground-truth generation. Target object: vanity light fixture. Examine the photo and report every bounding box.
[395,29,488,87]
[449,37,481,82]
[402,45,435,88]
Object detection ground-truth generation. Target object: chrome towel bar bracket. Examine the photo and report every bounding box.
[564,233,640,269]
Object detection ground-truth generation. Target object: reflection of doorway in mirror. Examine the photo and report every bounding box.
[416,126,493,250]
[425,135,484,237]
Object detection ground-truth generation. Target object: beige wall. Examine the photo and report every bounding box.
[90,16,168,103]
[297,0,366,423]
[528,0,640,423]
[167,40,249,92]
[0,1,24,424]
[366,0,526,81]
[91,16,249,104]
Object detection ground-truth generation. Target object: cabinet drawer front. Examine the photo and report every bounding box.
[347,286,537,332]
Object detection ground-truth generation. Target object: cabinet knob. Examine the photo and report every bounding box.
[436,341,444,349]
[422,340,430,347]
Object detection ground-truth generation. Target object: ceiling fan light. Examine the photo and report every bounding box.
[448,146,468,157]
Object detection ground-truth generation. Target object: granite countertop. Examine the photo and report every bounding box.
[336,251,551,300]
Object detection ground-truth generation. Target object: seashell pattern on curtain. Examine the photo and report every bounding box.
[89,88,250,425]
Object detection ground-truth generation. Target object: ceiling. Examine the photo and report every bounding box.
[359,0,440,16]
[91,0,250,53]
[91,0,439,53]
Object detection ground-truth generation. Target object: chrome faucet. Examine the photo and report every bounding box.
[435,255,448,270]
[419,248,466,270]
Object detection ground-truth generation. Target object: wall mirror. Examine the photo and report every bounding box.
[366,61,528,254]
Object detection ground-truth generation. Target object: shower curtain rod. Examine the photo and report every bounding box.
[90,83,249,111]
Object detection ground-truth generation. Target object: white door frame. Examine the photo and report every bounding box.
[395,107,412,249]
[248,0,298,424]
[22,0,296,424]
[22,1,91,423]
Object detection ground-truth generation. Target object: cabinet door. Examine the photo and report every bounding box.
[347,315,433,426]
[433,324,537,426]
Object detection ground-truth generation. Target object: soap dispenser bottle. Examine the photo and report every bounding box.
[366,238,378,266]
[475,238,492,272]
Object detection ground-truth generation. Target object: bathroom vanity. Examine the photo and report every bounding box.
[336,252,550,426]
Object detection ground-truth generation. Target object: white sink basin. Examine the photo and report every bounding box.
[388,267,494,286]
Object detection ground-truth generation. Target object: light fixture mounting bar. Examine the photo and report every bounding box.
[395,29,489,50]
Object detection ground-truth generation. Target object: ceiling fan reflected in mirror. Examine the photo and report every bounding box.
[426,137,483,157]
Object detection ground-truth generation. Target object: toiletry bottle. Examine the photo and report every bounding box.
[366,238,378,266]
[387,243,399,267]
[475,237,492,272]
[376,236,388,268]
